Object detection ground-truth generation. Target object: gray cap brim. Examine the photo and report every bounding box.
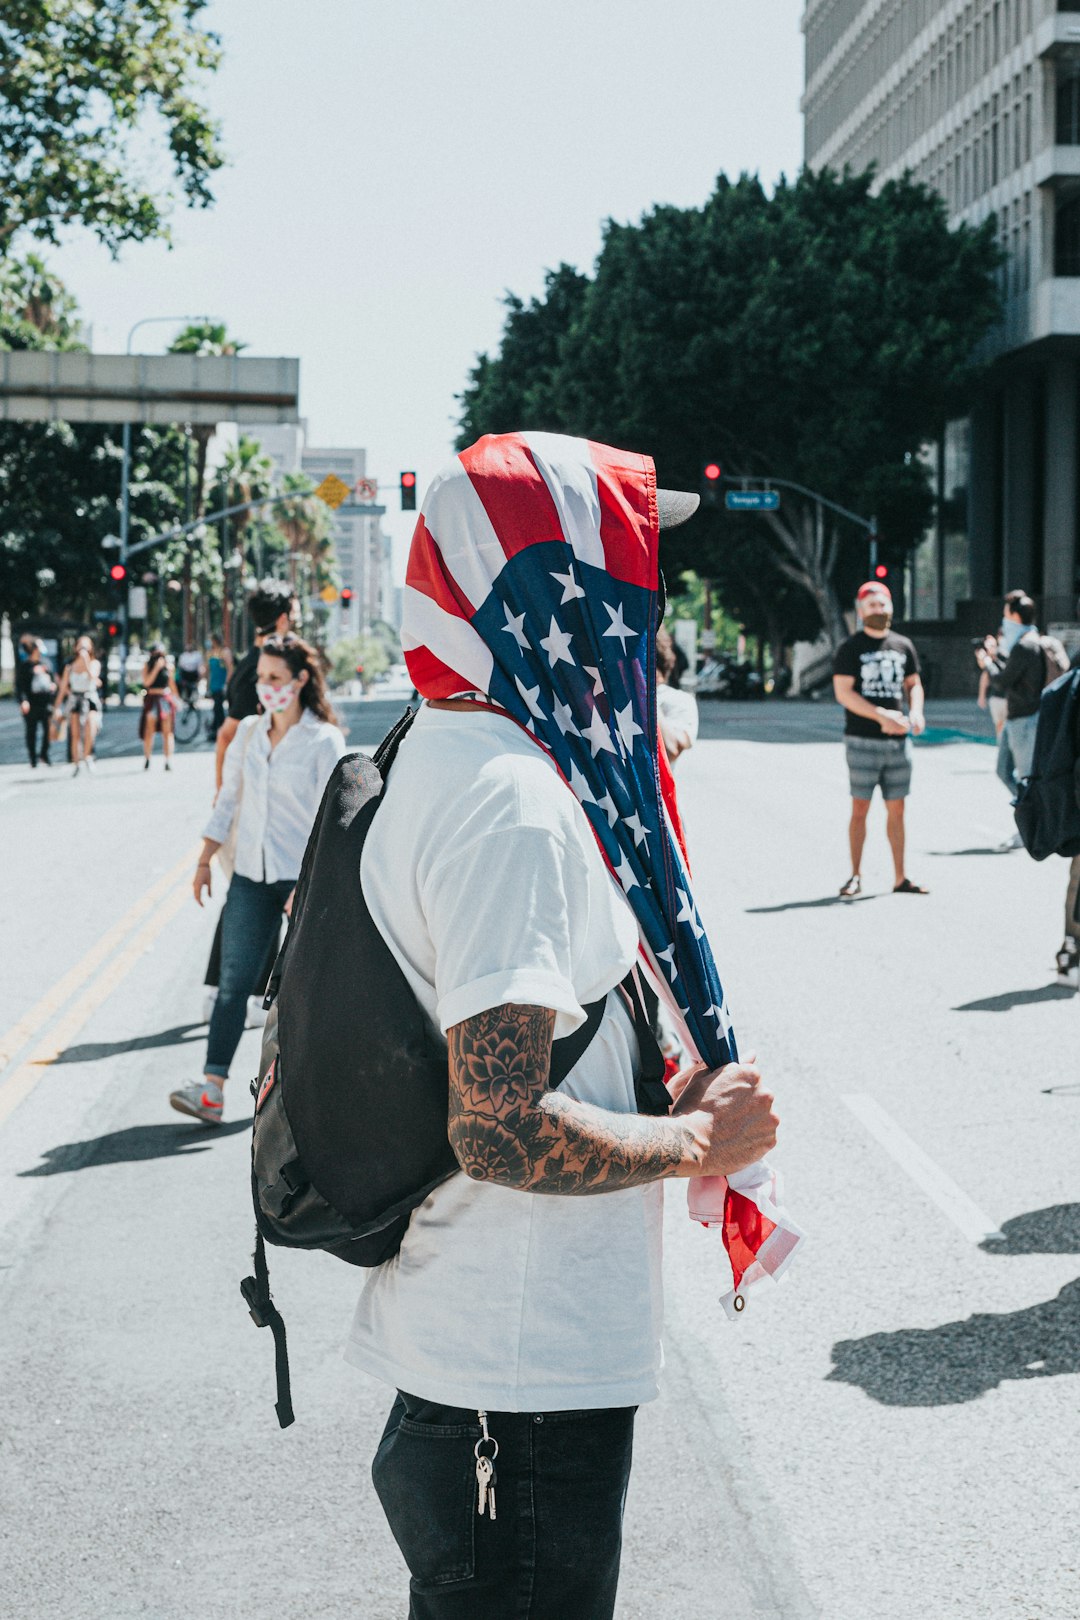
[657,488,700,530]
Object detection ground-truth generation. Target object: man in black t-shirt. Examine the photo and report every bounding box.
[832,581,927,898]
[214,579,300,791]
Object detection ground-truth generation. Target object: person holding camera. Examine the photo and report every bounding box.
[975,591,1044,815]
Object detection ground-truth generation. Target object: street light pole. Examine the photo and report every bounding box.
[116,314,219,703]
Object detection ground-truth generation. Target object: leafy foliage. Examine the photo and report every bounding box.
[0,0,223,255]
[458,169,1002,646]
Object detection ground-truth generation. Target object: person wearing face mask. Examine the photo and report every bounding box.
[832,582,927,898]
[169,634,347,1123]
[15,638,57,767]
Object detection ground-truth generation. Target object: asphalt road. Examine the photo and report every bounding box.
[0,696,1076,1619]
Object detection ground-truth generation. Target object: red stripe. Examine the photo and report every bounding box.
[589,441,657,590]
[404,645,472,701]
[458,434,564,562]
[405,515,477,619]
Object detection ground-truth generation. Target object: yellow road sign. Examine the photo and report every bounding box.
[319,584,339,603]
[314,473,350,510]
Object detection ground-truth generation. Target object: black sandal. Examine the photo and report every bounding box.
[893,878,929,895]
[839,875,862,898]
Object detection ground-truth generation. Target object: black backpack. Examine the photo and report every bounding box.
[1014,668,1080,861]
[241,707,666,1427]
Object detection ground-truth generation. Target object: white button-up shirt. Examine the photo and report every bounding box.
[204,710,348,884]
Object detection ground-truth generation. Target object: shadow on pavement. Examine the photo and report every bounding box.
[17,1118,250,1176]
[51,1023,206,1065]
[927,845,1013,857]
[952,984,1075,1012]
[746,894,882,914]
[977,1204,1080,1255]
[827,1277,1080,1405]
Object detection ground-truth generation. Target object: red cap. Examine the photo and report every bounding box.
[856,580,892,603]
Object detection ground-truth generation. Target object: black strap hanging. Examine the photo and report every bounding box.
[240,1230,295,1429]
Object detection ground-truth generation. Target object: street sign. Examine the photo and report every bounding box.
[725,490,780,512]
[355,477,378,502]
[319,584,340,603]
[127,586,148,620]
[314,473,351,510]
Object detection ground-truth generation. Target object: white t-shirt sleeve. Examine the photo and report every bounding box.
[423,826,593,1037]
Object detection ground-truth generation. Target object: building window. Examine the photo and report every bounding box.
[1054,192,1080,275]
[1058,63,1080,143]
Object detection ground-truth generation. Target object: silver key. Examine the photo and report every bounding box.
[475,1454,494,1517]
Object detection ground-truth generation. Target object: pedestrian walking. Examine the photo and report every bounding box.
[140,643,179,772]
[52,635,102,777]
[15,638,57,768]
[656,624,698,767]
[214,579,300,792]
[169,634,346,1124]
[207,633,231,738]
[176,642,204,704]
[351,436,778,1616]
[832,581,927,897]
[976,592,1061,817]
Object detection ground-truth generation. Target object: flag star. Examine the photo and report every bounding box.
[583,664,605,696]
[539,615,575,669]
[569,763,596,805]
[624,811,650,849]
[502,603,529,651]
[656,944,678,981]
[551,566,586,604]
[602,601,637,653]
[580,706,617,758]
[614,849,639,891]
[705,1003,731,1031]
[514,676,547,721]
[553,698,579,737]
[596,791,618,827]
[614,701,644,754]
[675,887,705,939]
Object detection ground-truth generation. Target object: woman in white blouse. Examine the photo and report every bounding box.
[169,634,347,1123]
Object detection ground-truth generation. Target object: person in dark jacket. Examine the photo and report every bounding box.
[977,590,1044,797]
[15,638,57,767]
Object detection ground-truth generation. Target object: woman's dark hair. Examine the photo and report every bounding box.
[247,578,298,636]
[655,625,677,681]
[1004,589,1036,626]
[260,634,338,725]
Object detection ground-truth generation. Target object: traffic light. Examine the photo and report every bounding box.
[400,471,417,512]
[340,587,354,605]
[702,462,723,508]
[874,563,889,581]
[107,560,128,608]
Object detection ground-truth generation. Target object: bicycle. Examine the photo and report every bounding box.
[174,685,215,745]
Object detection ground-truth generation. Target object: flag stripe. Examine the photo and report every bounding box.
[458,434,565,560]
[406,515,477,620]
[522,432,607,573]
[589,441,657,589]
[421,457,513,612]
[400,584,494,696]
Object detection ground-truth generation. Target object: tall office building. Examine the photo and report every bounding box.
[804,0,1080,645]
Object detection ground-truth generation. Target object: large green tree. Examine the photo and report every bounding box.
[458,168,1002,647]
[0,0,223,255]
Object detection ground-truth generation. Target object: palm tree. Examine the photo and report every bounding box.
[275,470,335,595]
[167,321,247,643]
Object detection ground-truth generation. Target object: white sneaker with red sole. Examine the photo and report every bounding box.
[168,1081,224,1124]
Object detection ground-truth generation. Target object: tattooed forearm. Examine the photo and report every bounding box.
[447,1003,698,1194]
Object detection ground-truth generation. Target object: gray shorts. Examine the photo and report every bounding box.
[845,735,913,801]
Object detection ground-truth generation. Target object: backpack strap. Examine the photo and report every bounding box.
[548,995,606,1088]
[621,968,675,1117]
[240,1229,295,1429]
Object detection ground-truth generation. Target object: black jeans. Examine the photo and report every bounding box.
[24,700,51,765]
[372,1391,636,1619]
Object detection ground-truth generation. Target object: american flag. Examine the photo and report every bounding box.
[403,431,804,1307]
[402,429,737,1070]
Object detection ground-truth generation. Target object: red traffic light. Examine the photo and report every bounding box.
[874,564,889,580]
[400,471,416,489]
[109,563,127,582]
[341,587,354,603]
[107,622,119,636]
[703,463,722,482]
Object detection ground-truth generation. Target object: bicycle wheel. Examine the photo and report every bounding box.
[174,701,200,745]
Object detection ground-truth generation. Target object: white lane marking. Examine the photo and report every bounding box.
[843,1093,1006,1245]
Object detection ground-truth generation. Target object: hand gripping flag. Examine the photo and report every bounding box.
[402,432,804,1310]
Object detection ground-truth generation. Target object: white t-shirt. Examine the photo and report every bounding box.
[347,702,665,1412]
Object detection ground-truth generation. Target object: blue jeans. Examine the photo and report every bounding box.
[1004,712,1039,795]
[372,1392,636,1618]
[995,728,1016,796]
[205,874,291,1078]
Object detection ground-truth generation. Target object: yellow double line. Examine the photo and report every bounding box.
[0,844,200,1132]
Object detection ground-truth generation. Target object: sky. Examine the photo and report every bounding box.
[54,0,806,581]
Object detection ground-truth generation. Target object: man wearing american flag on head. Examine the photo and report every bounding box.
[350,432,781,1617]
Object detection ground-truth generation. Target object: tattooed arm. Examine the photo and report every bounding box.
[446,1002,778,1195]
